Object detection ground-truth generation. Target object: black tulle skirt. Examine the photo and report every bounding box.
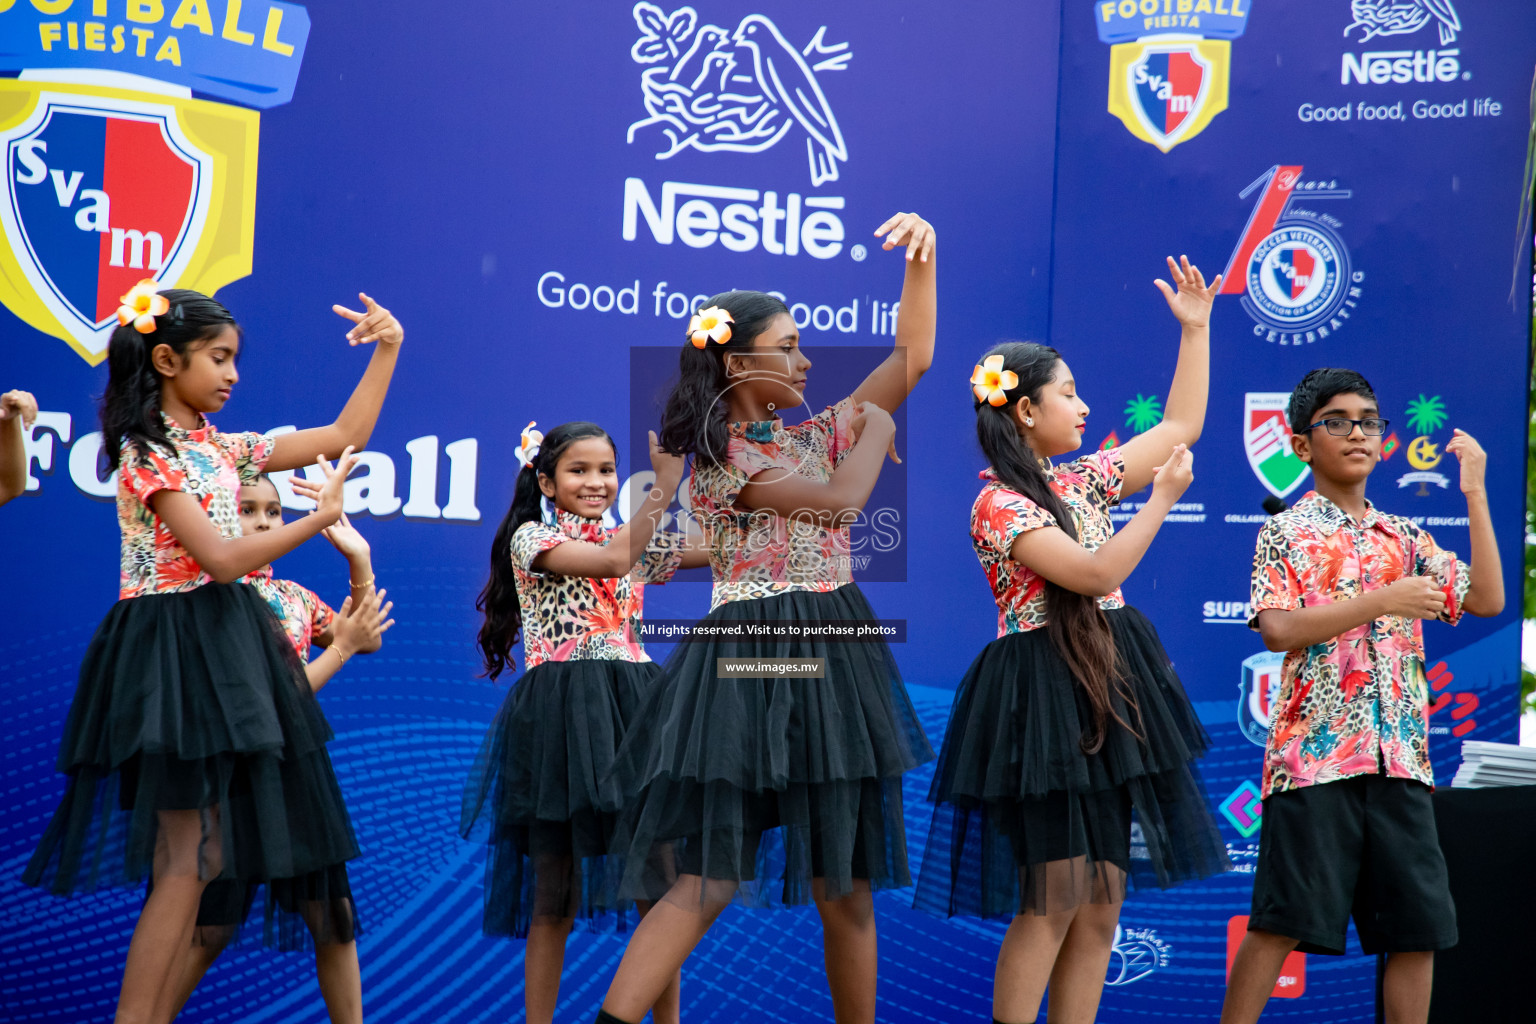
[23,584,360,945]
[605,584,935,910]
[914,606,1229,919]
[194,863,359,951]
[460,658,663,936]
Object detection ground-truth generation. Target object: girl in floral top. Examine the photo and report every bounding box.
[23,283,405,1024]
[462,421,700,1024]
[916,257,1230,1024]
[596,213,938,1024]
[170,478,394,1024]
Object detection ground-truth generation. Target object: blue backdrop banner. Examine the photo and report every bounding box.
[1,2,1530,1022]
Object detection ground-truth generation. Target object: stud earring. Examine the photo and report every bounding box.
[767,402,775,411]
[1025,417,1034,426]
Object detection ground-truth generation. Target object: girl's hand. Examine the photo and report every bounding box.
[648,429,685,490]
[333,293,404,347]
[849,401,901,464]
[328,587,395,658]
[290,447,359,526]
[0,389,37,427]
[1445,429,1487,495]
[321,512,371,560]
[1152,255,1222,329]
[874,212,936,263]
[1150,444,1193,503]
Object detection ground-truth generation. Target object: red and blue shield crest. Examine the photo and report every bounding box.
[1,91,212,361]
[1106,39,1229,154]
[1128,43,1211,148]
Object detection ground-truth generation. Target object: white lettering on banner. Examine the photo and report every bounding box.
[21,410,72,492]
[537,271,640,313]
[622,179,846,259]
[1203,600,1253,624]
[1341,49,1464,85]
[20,415,481,521]
[14,142,169,251]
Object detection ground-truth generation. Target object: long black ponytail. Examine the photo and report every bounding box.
[657,290,791,466]
[973,342,1137,754]
[475,421,616,679]
[99,288,238,470]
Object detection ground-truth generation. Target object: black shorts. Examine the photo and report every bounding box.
[1249,774,1457,956]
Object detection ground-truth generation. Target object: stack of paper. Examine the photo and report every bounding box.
[1451,741,1536,788]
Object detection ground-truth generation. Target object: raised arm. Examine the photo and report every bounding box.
[1446,429,1504,617]
[1010,446,1191,598]
[1115,257,1221,494]
[267,294,404,472]
[736,402,897,527]
[151,450,357,584]
[536,433,686,579]
[851,213,936,414]
[314,512,391,652]
[0,389,38,506]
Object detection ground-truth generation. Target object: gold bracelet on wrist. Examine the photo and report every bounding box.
[332,646,351,665]
[349,574,374,589]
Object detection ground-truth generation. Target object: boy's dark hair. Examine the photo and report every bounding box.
[1287,368,1377,435]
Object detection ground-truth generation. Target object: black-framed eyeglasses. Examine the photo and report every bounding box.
[1303,417,1390,436]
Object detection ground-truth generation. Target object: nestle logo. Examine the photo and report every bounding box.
[1341,48,1462,84]
[622,178,846,258]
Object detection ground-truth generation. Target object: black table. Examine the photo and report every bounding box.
[1377,784,1536,1023]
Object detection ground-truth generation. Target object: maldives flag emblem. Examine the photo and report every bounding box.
[1107,40,1229,153]
[0,83,257,364]
[1244,392,1310,499]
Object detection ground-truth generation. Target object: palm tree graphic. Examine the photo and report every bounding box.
[1123,393,1164,433]
[1404,394,1447,436]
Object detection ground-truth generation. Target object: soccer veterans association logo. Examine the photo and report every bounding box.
[1095,0,1251,152]
[1221,165,1365,345]
[0,2,309,364]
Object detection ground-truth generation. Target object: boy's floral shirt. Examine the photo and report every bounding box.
[689,397,859,611]
[118,414,273,599]
[509,508,682,668]
[1249,491,1469,797]
[971,448,1127,637]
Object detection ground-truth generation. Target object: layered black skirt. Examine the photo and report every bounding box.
[194,863,359,951]
[460,658,663,936]
[914,606,1229,918]
[606,584,935,909]
[24,583,360,945]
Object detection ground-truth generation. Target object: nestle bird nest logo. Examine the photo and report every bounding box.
[1345,0,1460,45]
[626,4,851,186]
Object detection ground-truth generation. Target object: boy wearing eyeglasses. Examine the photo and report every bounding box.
[1220,368,1503,1024]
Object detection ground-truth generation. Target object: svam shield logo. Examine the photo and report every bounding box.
[0,82,258,365]
[1238,650,1285,747]
[1244,392,1310,499]
[1107,39,1229,153]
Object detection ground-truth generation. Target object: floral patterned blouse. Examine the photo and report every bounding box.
[690,396,859,611]
[509,508,683,668]
[971,447,1127,637]
[118,414,274,599]
[1249,491,1469,797]
[244,567,335,660]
